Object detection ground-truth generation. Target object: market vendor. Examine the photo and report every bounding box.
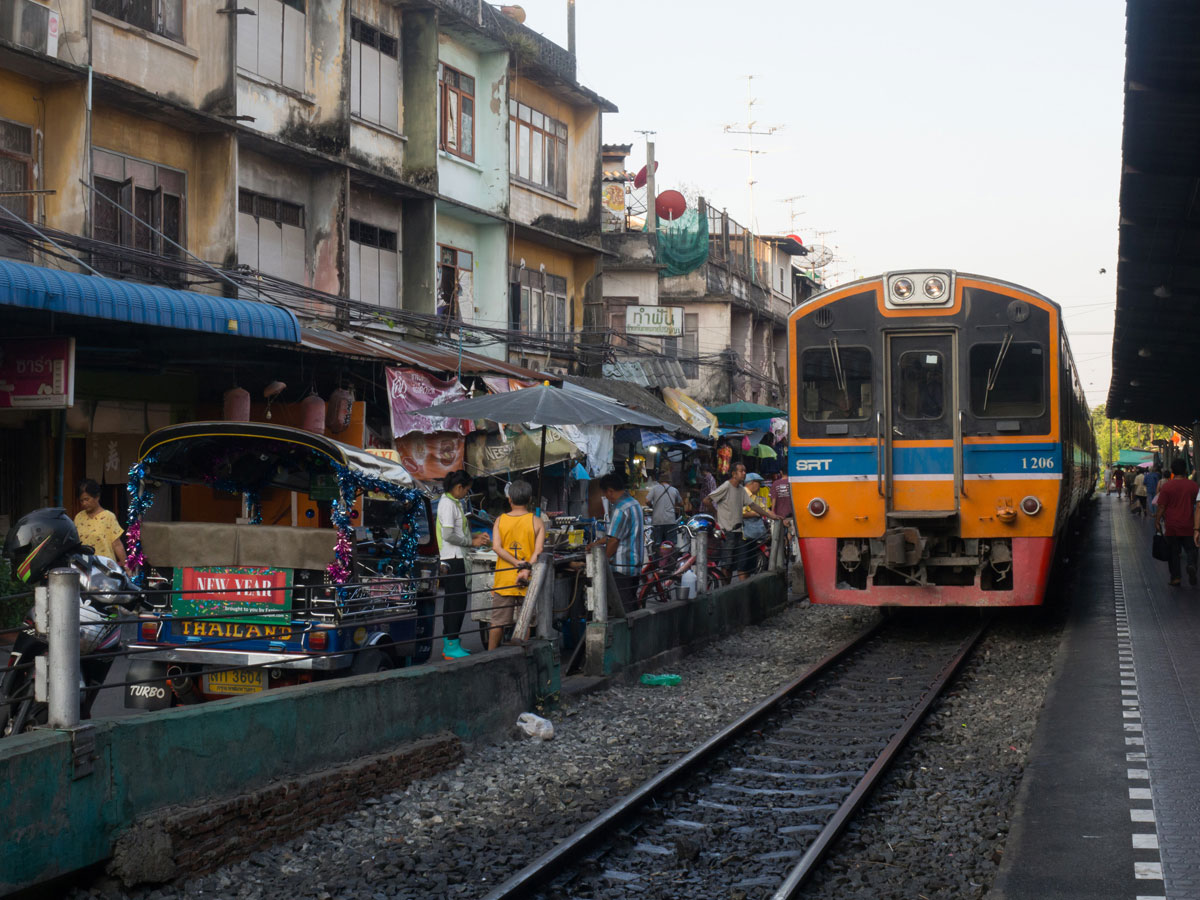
[588,472,645,610]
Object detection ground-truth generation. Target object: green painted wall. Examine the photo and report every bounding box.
[0,644,553,894]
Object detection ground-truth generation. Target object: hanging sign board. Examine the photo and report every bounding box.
[625,306,684,337]
[0,337,75,408]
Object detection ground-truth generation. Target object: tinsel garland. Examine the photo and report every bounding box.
[326,461,421,584]
[124,453,159,583]
[126,446,420,589]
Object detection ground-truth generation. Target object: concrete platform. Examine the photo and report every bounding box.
[992,493,1200,900]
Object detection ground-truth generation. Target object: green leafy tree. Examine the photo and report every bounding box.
[1091,406,1173,465]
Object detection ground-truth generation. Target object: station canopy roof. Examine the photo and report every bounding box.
[1109,0,1200,426]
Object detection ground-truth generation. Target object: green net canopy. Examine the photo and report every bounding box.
[652,208,709,277]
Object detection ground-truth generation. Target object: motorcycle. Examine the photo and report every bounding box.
[1,509,142,738]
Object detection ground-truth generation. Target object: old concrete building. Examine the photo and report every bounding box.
[502,23,615,374]
[595,145,808,408]
[0,0,609,522]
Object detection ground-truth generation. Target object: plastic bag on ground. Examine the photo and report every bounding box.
[516,711,555,741]
[640,673,682,686]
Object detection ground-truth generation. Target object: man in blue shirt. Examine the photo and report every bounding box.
[594,472,645,610]
[1144,464,1162,515]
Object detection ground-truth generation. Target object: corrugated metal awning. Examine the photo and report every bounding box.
[298,328,553,381]
[0,257,301,342]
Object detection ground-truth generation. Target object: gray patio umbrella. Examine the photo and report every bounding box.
[415,383,670,505]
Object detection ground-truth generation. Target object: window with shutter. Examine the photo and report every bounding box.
[238,188,306,285]
[90,148,185,282]
[237,0,306,91]
[349,218,401,309]
[92,0,183,42]
[0,119,33,261]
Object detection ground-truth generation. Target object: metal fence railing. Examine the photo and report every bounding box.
[1,522,791,735]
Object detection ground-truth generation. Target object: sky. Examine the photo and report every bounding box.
[510,0,1126,408]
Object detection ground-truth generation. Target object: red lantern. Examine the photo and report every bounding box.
[223,387,250,421]
[326,388,354,434]
[300,393,326,434]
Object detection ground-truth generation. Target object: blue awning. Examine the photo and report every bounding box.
[0,258,300,342]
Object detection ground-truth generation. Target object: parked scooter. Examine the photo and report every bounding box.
[1,508,142,737]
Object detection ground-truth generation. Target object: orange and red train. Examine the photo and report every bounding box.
[787,270,1097,607]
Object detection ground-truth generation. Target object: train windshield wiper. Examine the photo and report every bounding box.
[983,332,1014,412]
[829,338,847,401]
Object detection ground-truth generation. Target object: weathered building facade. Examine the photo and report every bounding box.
[595,144,807,408]
[0,0,610,525]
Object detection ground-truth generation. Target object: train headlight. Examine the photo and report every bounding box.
[923,276,947,300]
[892,277,915,301]
[808,497,828,517]
[1020,496,1042,516]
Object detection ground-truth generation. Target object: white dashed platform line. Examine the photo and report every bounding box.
[1113,535,1165,900]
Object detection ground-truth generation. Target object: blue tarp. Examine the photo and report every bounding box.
[0,258,301,342]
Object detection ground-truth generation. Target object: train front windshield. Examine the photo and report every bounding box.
[800,345,874,420]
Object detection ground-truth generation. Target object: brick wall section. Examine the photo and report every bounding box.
[108,732,464,887]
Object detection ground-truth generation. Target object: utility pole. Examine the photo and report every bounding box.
[724,75,779,231]
[636,130,657,234]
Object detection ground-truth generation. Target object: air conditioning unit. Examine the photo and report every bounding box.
[0,0,60,58]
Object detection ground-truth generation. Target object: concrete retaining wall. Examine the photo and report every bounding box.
[0,572,788,893]
[586,572,788,677]
[0,643,553,894]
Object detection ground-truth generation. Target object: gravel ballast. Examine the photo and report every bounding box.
[73,593,1066,900]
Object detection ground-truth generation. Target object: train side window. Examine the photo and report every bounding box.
[800,346,873,420]
[969,341,1044,417]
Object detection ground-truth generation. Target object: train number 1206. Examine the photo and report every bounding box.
[1021,456,1055,470]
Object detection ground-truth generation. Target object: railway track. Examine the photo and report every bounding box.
[481,613,990,900]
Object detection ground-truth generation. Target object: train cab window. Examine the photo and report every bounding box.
[897,351,944,419]
[800,345,873,420]
[969,341,1044,417]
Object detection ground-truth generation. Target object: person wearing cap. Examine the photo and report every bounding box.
[704,464,781,582]
[741,473,771,574]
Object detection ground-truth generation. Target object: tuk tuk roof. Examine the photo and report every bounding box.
[136,422,417,493]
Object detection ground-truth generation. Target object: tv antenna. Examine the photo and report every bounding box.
[779,195,806,232]
[723,75,780,231]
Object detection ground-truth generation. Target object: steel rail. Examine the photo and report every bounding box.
[479,620,885,900]
[771,614,990,899]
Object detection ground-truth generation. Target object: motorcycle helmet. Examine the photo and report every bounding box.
[685,513,717,533]
[3,508,82,583]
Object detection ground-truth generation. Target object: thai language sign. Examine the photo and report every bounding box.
[625,306,684,337]
[385,367,471,438]
[0,337,75,408]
